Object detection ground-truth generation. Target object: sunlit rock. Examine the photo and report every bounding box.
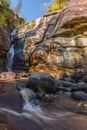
[8,0,87,75]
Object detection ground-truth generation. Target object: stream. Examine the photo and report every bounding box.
[1,26,87,130]
[0,82,87,130]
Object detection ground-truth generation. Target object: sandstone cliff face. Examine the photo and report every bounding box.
[11,0,87,75]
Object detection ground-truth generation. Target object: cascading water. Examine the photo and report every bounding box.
[6,44,15,71]
[6,28,18,71]
[20,88,42,113]
[34,17,41,29]
[20,88,54,121]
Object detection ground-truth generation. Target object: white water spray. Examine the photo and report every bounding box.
[20,88,54,122]
[34,17,41,29]
[7,44,15,71]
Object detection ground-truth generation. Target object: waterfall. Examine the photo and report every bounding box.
[6,28,18,71]
[34,17,41,29]
[20,88,54,121]
[20,88,41,112]
[6,44,15,71]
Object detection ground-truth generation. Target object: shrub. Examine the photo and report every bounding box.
[48,0,69,13]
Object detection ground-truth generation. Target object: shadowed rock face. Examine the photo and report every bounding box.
[0,26,11,72]
[10,0,87,74]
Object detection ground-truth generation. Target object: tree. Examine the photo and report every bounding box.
[15,0,22,13]
[0,0,11,7]
[47,0,69,13]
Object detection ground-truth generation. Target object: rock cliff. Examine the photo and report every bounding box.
[10,0,87,75]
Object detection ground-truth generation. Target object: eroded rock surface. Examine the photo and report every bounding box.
[9,0,87,75]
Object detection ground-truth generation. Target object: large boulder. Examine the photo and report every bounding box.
[26,72,57,94]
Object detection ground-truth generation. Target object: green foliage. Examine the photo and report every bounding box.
[0,5,9,26]
[0,0,11,7]
[48,0,69,13]
[0,0,25,28]
[21,17,26,25]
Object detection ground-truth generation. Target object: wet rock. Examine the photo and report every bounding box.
[56,80,73,92]
[0,81,23,112]
[0,82,17,94]
[71,91,87,101]
[30,99,40,105]
[12,42,26,71]
[71,72,84,82]
[62,77,75,83]
[0,92,23,112]
[13,81,26,90]
[16,72,29,78]
[26,72,57,94]
[36,92,45,100]
[0,123,10,130]
[0,110,42,130]
[72,82,87,93]
[82,76,87,83]
[42,94,58,102]
[59,72,69,80]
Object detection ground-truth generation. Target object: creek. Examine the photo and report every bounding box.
[1,27,87,130]
[0,89,87,130]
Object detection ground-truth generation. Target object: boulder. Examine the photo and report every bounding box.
[0,81,23,112]
[56,80,73,92]
[13,81,26,90]
[26,72,57,94]
[71,72,84,82]
[82,76,87,83]
[72,82,87,93]
[71,91,87,101]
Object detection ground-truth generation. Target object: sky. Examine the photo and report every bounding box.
[11,0,52,22]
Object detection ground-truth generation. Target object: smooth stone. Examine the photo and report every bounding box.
[82,76,87,83]
[56,80,74,92]
[72,82,87,93]
[26,72,57,94]
[71,91,87,101]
